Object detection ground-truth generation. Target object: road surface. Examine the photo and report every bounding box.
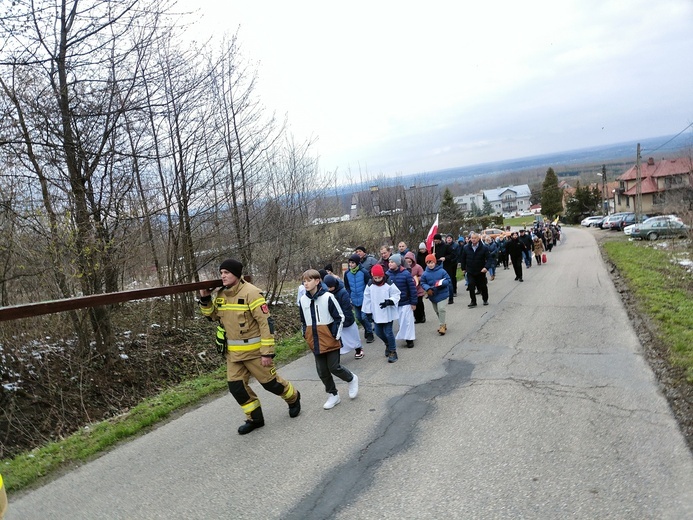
[8,227,693,519]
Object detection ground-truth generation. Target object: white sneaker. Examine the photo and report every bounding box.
[323,393,341,409]
[348,374,359,399]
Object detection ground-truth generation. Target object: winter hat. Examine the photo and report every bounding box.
[219,259,243,278]
[324,264,333,272]
[318,269,328,280]
[324,275,339,289]
[348,254,361,264]
[389,254,402,266]
[425,254,437,264]
[404,251,417,264]
[371,264,385,277]
[355,246,367,253]
[418,242,426,250]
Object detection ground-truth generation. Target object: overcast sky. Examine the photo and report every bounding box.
[184,0,693,177]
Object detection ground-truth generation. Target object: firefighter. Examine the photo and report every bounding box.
[199,259,301,434]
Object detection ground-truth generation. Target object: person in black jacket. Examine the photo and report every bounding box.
[519,229,534,268]
[459,232,491,307]
[505,231,527,282]
[444,234,460,300]
[432,234,454,304]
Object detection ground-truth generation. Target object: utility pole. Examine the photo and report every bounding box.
[601,164,607,215]
[635,143,642,221]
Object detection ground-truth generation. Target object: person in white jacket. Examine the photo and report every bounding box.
[362,264,401,363]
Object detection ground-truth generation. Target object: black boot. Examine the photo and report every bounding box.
[288,391,301,418]
[238,407,265,435]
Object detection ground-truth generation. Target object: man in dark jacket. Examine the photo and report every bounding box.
[459,232,491,307]
[432,234,454,304]
[519,229,534,268]
[505,231,526,282]
[444,234,460,300]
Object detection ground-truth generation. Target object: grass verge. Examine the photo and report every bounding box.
[1,332,308,494]
[603,240,693,382]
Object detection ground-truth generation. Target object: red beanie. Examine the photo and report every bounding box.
[371,264,385,277]
[425,254,437,264]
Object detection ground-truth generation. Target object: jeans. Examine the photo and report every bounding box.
[522,249,532,267]
[373,321,396,351]
[354,305,373,336]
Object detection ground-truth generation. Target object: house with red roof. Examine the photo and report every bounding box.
[614,156,692,214]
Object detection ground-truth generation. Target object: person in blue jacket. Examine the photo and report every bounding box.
[344,254,374,345]
[387,254,417,348]
[420,254,452,335]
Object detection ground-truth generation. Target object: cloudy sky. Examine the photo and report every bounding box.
[186,0,693,177]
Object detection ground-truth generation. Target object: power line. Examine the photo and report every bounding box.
[642,122,693,154]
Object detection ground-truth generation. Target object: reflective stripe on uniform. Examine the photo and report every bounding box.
[217,303,251,311]
[241,399,261,414]
[261,338,275,347]
[282,382,295,400]
[248,297,266,311]
[227,337,262,351]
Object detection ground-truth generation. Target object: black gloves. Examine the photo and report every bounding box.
[379,299,395,309]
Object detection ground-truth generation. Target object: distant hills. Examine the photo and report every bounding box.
[411,134,690,187]
[330,133,691,195]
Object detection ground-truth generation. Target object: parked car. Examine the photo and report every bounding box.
[624,215,680,236]
[599,213,627,229]
[581,216,603,227]
[612,212,649,231]
[630,219,690,240]
[481,228,505,239]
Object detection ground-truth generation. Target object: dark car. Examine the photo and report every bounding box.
[612,212,648,231]
[600,212,627,229]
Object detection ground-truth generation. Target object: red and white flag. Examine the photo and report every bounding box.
[425,214,439,254]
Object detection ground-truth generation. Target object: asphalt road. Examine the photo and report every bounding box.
[8,227,693,519]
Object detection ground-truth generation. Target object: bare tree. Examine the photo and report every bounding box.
[205,35,284,269]
[0,0,177,359]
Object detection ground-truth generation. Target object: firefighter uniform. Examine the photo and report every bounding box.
[0,473,7,519]
[200,269,300,434]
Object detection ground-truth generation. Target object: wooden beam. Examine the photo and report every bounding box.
[0,279,224,322]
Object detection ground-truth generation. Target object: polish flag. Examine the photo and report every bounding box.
[425,214,439,254]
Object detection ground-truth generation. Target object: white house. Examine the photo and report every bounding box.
[453,192,484,214]
[483,184,532,216]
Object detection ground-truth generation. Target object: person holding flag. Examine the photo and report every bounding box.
[425,214,439,253]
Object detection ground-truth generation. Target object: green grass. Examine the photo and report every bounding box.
[603,241,693,382]
[1,332,307,494]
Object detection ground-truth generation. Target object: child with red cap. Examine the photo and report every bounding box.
[362,264,401,362]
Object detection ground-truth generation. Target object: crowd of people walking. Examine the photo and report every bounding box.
[199,223,561,434]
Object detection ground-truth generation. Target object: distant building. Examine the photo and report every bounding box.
[482,184,532,215]
[614,157,692,214]
[453,192,484,215]
[349,183,439,219]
